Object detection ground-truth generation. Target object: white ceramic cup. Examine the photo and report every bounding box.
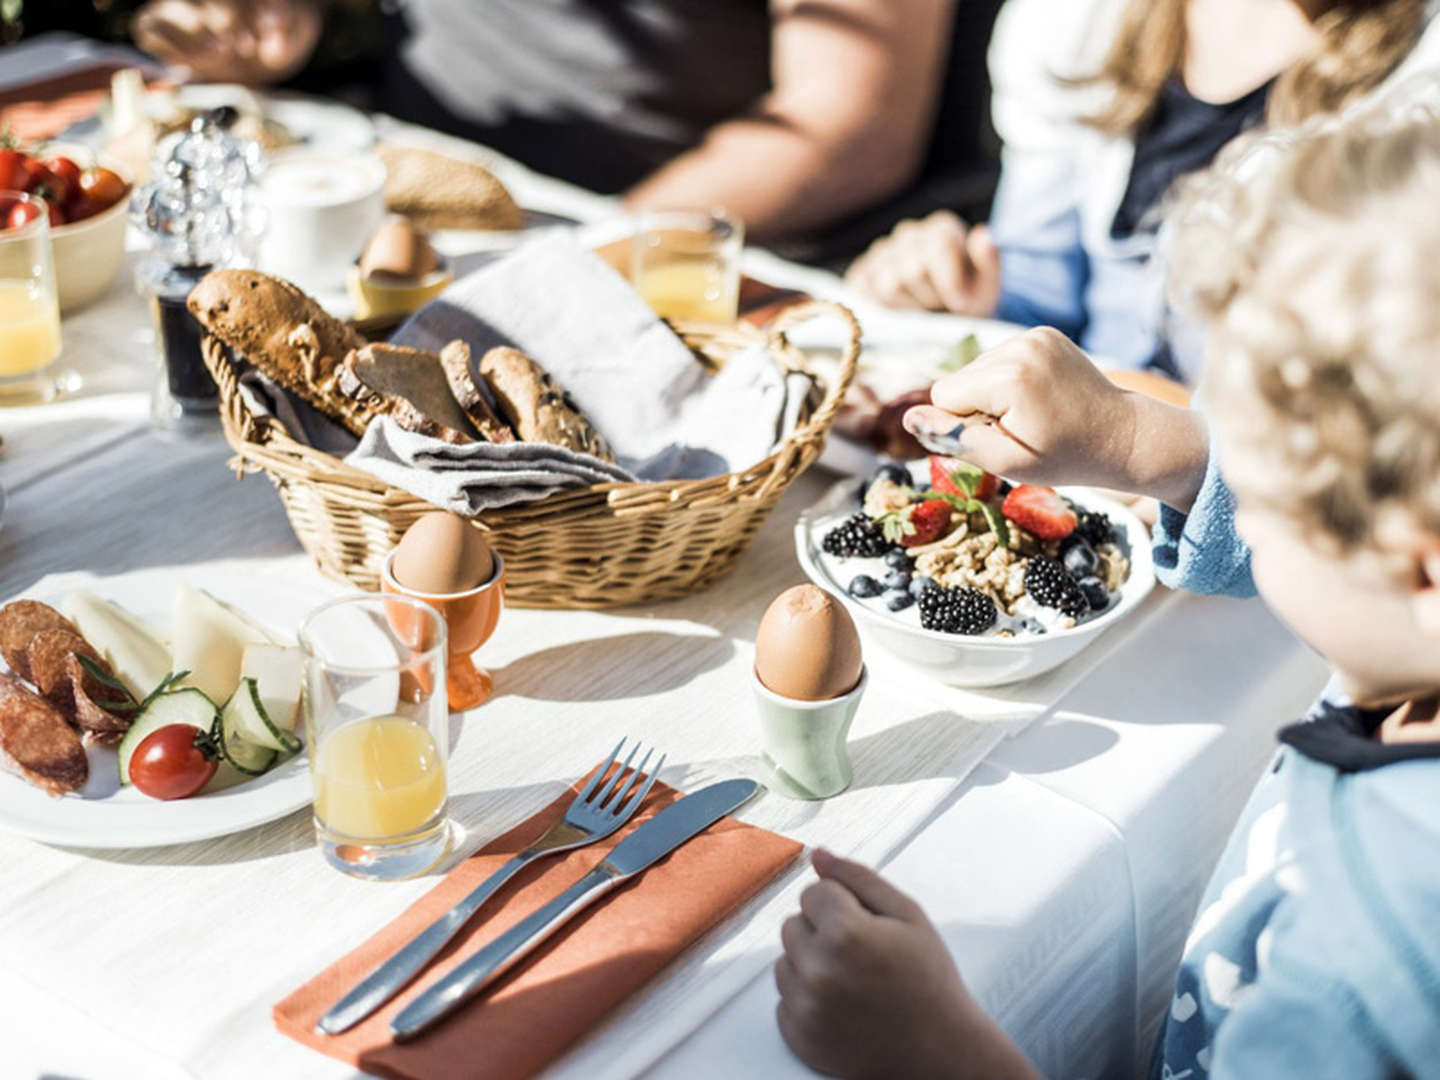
[257,149,386,294]
[751,666,867,800]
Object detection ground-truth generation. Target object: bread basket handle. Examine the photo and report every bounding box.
[765,299,861,447]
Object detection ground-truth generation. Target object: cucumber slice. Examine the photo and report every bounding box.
[117,688,218,787]
[223,677,299,755]
[217,695,277,777]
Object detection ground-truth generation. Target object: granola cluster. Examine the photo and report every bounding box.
[912,518,1129,617]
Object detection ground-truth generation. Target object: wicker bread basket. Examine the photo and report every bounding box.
[203,300,860,609]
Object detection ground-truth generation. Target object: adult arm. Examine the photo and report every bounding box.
[624,0,955,240]
[132,0,323,85]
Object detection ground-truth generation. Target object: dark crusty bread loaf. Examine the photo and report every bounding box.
[187,270,377,436]
[478,347,614,461]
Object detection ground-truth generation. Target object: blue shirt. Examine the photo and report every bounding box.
[1148,465,1440,1078]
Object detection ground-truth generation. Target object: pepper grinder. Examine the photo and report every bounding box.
[131,110,264,436]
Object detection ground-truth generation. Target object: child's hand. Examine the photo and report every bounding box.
[775,849,1038,1080]
[845,211,1002,316]
[904,328,1211,512]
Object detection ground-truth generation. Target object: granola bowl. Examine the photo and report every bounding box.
[795,467,1156,687]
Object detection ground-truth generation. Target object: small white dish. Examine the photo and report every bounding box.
[0,567,337,849]
[795,477,1156,688]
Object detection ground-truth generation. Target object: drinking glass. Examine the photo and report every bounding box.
[631,207,743,325]
[0,192,62,405]
[300,594,452,881]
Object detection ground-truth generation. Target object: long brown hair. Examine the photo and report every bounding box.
[1086,0,1428,135]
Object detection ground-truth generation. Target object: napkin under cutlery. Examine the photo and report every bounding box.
[274,776,801,1080]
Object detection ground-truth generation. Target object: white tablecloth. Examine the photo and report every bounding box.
[0,121,1330,1080]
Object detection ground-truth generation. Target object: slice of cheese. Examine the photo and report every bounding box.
[62,590,172,701]
[240,644,303,733]
[171,584,273,706]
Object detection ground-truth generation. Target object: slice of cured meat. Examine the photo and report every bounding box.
[26,628,102,718]
[0,601,77,683]
[0,674,88,796]
[67,654,132,745]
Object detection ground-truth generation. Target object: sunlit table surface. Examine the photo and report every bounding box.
[0,118,1328,1080]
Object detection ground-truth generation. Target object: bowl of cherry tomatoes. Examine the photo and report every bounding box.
[0,145,131,312]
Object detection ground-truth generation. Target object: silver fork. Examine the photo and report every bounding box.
[316,738,665,1035]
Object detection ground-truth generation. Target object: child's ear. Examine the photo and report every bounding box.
[1377,508,1440,635]
[1417,551,1440,636]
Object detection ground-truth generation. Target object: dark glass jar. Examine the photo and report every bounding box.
[147,263,216,412]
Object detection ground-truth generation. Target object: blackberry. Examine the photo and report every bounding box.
[847,574,884,599]
[1024,556,1090,618]
[1061,536,1100,579]
[1075,509,1115,547]
[918,585,997,635]
[823,513,888,558]
[883,588,915,612]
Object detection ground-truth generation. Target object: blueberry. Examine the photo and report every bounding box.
[909,575,934,598]
[883,546,914,570]
[1061,537,1100,579]
[847,574,884,599]
[1019,618,1047,635]
[883,588,915,611]
[997,479,1013,497]
[1076,575,1110,611]
[871,463,912,488]
[883,568,912,591]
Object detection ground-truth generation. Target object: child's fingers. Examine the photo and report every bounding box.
[812,848,920,920]
[799,877,866,931]
[780,912,816,959]
[902,405,1036,476]
[928,359,1020,422]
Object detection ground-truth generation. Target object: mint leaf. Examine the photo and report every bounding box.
[937,333,982,374]
[972,500,1010,549]
[878,511,915,544]
[946,461,987,499]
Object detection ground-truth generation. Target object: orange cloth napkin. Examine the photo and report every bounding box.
[274,777,802,1080]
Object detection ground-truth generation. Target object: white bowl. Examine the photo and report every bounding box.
[795,479,1156,688]
[48,156,131,313]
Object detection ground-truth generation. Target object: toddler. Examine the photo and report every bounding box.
[778,93,1440,1078]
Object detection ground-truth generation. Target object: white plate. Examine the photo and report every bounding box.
[174,85,375,154]
[0,568,338,849]
[796,475,1156,687]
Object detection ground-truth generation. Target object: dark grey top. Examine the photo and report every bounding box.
[390,0,773,193]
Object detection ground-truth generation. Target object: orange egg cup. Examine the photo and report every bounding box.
[381,549,505,711]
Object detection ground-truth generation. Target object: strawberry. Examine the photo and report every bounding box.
[1001,485,1077,541]
[928,456,998,501]
[902,499,952,547]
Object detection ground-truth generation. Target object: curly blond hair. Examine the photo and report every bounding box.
[1168,83,1440,553]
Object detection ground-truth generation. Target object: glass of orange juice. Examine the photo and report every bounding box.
[631,208,743,325]
[0,192,62,405]
[299,594,452,880]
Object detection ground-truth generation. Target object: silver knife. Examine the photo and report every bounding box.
[389,777,761,1041]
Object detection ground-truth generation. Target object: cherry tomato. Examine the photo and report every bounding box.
[45,201,66,227]
[5,200,41,229]
[129,724,218,800]
[65,193,104,223]
[36,156,80,206]
[0,149,34,193]
[77,166,128,211]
